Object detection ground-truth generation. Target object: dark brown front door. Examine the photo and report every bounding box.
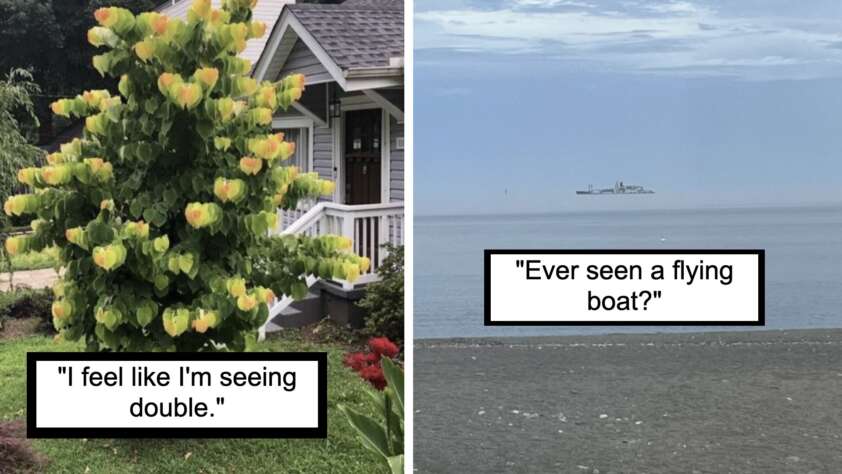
[344,109,381,205]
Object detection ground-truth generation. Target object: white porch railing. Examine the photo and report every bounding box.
[281,201,405,278]
[279,199,314,230]
[258,201,405,340]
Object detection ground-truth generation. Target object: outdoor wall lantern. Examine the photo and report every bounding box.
[329,96,341,119]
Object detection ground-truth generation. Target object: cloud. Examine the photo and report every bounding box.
[415,0,842,80]
[643,1,706,14]
[513,0,596,8]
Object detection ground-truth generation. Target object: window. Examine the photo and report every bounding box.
[276,127,310,172]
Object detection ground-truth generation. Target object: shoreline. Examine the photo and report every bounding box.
[415,328,842,473]
[415,327,842,347]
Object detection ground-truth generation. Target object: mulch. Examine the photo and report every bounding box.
[0,419,46,473]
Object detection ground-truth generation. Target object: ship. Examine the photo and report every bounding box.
[576,181,655,195]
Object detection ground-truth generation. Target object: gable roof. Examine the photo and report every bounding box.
[255,0,403,91]
[286,1,403,71]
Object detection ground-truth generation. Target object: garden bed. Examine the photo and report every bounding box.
[0,289,54,339]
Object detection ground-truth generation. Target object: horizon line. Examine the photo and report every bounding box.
[415,200,842,219]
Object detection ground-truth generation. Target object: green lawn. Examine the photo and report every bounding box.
[0,336,383,473]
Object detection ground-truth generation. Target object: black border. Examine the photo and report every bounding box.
[27,351,328,439]
[484,249,765,326]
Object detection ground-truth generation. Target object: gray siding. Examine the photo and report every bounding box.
[277,39,332,84]
[262,29,298,82]
[157,0,190,17]
[389,117,404,202]
[313,126,334,198]
[159,0,290,65]
[298,83,327,123]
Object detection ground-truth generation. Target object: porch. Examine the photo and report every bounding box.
[259,200,404,338]
[253,0,404,337]
[278,200,405,288]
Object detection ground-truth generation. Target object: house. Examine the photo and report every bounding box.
[160,0,405,335]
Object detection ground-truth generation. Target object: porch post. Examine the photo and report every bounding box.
[341,214,355,290]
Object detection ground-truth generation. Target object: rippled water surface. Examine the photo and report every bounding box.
[415,205,842,338]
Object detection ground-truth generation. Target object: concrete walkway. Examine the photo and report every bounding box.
[0,268,60,290]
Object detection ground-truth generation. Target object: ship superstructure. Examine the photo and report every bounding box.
[576,181,655,195]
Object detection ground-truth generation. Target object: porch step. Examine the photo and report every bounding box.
[267,291,323,330]
[264,320,284,334]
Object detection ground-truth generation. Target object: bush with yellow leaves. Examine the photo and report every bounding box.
[3,0,369,351]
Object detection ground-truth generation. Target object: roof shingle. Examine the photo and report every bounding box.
[288,0,403,70]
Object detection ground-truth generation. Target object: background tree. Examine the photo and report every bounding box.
[0,68,45,284]
[0,0,157,144]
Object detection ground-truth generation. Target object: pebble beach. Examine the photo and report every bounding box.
[415,329,842,473]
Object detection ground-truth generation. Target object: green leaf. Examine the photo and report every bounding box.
[383,392,403,453]
[339,404,391,460]
[85,220,114,245]
[387,455,404,474]
[129,199,143,218]
[291,280,308,300]
[154,274,169,291]
[144,98,158,115]
[159,119,173,140]
[191,175,205,194]
[163,189,178,206]
[197,119,214,140]
[137,142,155,161]
[382,357,404,414]
[136,301,158,327]
[149,208,167,227]
[178,253,194,274]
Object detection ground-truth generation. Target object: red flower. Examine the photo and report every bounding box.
[368,337,399,358]
[344,337,399,390]
[359,364,387,391]
[343,352,368,372]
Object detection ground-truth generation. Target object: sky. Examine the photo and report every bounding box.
[414,0,842,215]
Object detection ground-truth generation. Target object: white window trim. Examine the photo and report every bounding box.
[272,117,314,173]
[333,115,343,203]
[382,109,391,202]
[309,125,315,173]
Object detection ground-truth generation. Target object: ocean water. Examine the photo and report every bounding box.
[414,205,842,339]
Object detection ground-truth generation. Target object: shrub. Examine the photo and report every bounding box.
[357,244,403,342]
[2,1,369,351]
